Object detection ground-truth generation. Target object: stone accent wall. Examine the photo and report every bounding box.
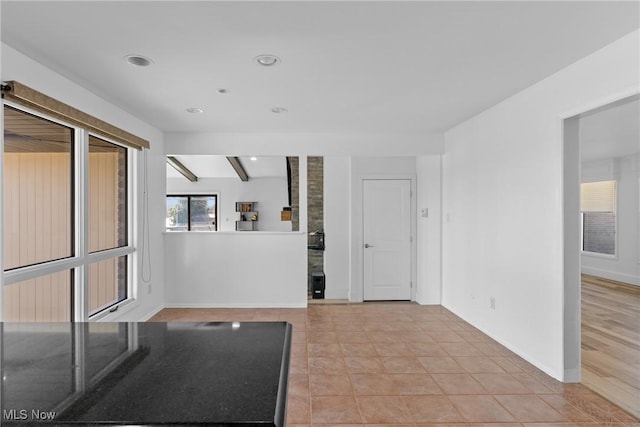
[288,157,299,231]
[287,156,324,295]
[307,157,324,293]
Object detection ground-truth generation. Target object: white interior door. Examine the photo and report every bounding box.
[363,179,411,301]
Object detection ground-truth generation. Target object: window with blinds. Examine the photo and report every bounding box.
[581,180,616,212]
[580,180,616,255]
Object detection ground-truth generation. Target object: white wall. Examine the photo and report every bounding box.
[581,154,640,285]
[1,44,166,321]
[442,30,639,380]
[416,156,442,305]
[323,156,351,299]
[165,132,443,157]
[167,176,292,232]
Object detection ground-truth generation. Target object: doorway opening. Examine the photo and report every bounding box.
[563,94,639,417]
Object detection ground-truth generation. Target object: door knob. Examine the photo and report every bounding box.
[364,243,374,248]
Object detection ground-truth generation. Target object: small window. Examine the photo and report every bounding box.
[166,195,217,231]
[580,180,616,256]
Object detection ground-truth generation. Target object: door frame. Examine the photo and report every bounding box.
[350,174,416,303]
[561,89,639,382]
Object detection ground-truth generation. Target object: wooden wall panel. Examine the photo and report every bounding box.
[3,152,71,270]
[3,150,121,320]
[89,151,119,252]
[1,271,70,322]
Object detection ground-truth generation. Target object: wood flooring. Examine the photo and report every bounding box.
[581,274,640,419]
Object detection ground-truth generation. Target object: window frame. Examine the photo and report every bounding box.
[166,194,219,232]
[2,101,136,321]
[580,180,618,259]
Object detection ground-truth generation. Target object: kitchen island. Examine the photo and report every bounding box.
[1,321,291,426]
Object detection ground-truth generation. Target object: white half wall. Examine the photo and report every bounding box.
[164,232,307,307]
[442,30,639,380]
[167,176,292,232]
[1,43,167,322]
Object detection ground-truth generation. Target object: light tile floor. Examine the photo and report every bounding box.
[150,303,639,426]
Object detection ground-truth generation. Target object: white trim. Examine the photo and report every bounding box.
[561,91,640,383]
[77,129,89,321]
[581,251,617,260]
[4,257,79,286]
[559,87,640,121]
[136,304,165,322]
[91,298,137,321]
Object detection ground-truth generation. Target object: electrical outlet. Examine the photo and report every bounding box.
[490,297,495,310]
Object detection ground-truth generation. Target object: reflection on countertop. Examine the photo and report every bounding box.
[1,321,292,426]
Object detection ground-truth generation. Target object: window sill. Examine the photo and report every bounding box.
[581,251,618,261]
[90,298,137,322]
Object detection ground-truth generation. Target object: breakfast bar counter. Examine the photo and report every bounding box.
[1,321,292,426]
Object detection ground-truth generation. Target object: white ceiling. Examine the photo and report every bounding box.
[2,1,638,136]
[580,96,640,163]
[167,155,287,179]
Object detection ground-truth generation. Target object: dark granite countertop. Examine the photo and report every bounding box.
[1,321,292,426]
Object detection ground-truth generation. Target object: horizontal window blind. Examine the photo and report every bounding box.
[1,80,149,150]
[580,180,616,212]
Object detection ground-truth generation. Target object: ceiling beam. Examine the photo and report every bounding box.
[226,156,249,181]
[167,156,198,182]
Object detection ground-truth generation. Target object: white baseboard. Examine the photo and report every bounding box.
[442,303,563,382]
[139,304,165,321]
[324,289,349,300]
[581,267,640,286]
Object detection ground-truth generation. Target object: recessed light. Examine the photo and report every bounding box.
[250,157,258,161]
[186,107,205,114]
[271,107,288,114]
[216,89,228,94]
[124,54,154,67]
[255,54,280,67]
